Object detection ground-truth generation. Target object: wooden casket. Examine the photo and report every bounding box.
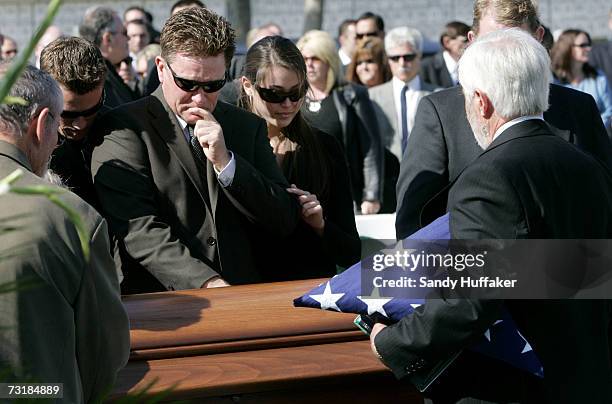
[109,279,423,403]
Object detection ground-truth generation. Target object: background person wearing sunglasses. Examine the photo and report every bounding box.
[91,8,299,294]
[239,36,360,281]
[355,11,385,41]
[41,36,109,210]
[79,6,138,108]
[551,29,612,131]
[369,27,438,213]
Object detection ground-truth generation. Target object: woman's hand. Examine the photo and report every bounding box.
[287,184,325,236]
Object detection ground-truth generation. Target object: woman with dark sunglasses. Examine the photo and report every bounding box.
[297,30,384,215]
[551,29,612,130]
[239,35,360,281]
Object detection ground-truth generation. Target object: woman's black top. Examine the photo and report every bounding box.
[254,130,361,281]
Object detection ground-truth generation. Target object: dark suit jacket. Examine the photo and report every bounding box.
[377,120,612,402]
[0,141,129,403]
[91,88,299,293]
[50,106,109,211]
[420,52,454,89]
[104,59,138,108]
[395,84,612,239]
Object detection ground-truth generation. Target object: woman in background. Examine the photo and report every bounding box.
[239,36,360,281]
[296,30,383,215]
[346,37,391,88]
[551,29,612,130]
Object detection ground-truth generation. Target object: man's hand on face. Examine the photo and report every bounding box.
[189,107,231,171]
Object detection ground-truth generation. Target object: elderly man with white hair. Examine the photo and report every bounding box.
[369,29,612,403]
[0,63,130,403]
[369,26,438,163]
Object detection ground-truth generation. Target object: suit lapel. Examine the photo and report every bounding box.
[148,88,212,209]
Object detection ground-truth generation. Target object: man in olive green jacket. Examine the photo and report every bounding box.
[0,64,129,403]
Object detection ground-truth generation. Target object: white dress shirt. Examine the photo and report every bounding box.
[176,114,236,187]
[442,51,459,85]
[339,48,352,66]
[392,75,423,139]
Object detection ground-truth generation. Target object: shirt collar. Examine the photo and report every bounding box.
[176,114,188,131]
[493,114,545,141]
[442,51,458,74]
[392,75,421,93]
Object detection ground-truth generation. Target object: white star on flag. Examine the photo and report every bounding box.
[516,329,533,354]
[309,281,345,311]
[484,319,504,341]
[357,288,392,317]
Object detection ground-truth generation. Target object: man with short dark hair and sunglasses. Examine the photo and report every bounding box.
[79,6,138,107]
[355,12,385,40]
[40,36,109,209]
[369,27,438,164]
[91,8,299,294]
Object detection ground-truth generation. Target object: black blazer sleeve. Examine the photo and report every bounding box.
[395,95,451,239]
[318,134,361,268]
[376,161,515,379]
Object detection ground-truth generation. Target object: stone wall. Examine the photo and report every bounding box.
[0,0,609,54]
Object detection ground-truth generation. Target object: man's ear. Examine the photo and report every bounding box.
[474,89,494,119]
[441,35,451,49]
[101,30,113,47]
[467,30,477,43]
[155,56,165,84]
[534,26,545,42]
[32,107,52,146]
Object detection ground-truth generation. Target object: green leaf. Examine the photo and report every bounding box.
[0,168,23,187]
[0,0,63,105]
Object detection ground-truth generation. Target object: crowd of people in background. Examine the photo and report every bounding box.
[0,0,611,402]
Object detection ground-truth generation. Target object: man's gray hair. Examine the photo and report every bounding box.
[79,6,117,46]
[384,26,423,54]
[0,62,63,138]
[458,28,550,119]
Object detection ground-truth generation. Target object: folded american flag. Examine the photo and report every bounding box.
[294,213,544,378]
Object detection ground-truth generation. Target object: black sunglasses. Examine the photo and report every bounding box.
[255,85,306,103]
[167,63,227,93]
[388,53,418,62]
[60,90,106,120]
[114,56,133,68]
[572,42,592,48]
[356,32,379,40]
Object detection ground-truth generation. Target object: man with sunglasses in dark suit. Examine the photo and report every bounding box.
[41,36,109,210]
[91,8,299,294]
